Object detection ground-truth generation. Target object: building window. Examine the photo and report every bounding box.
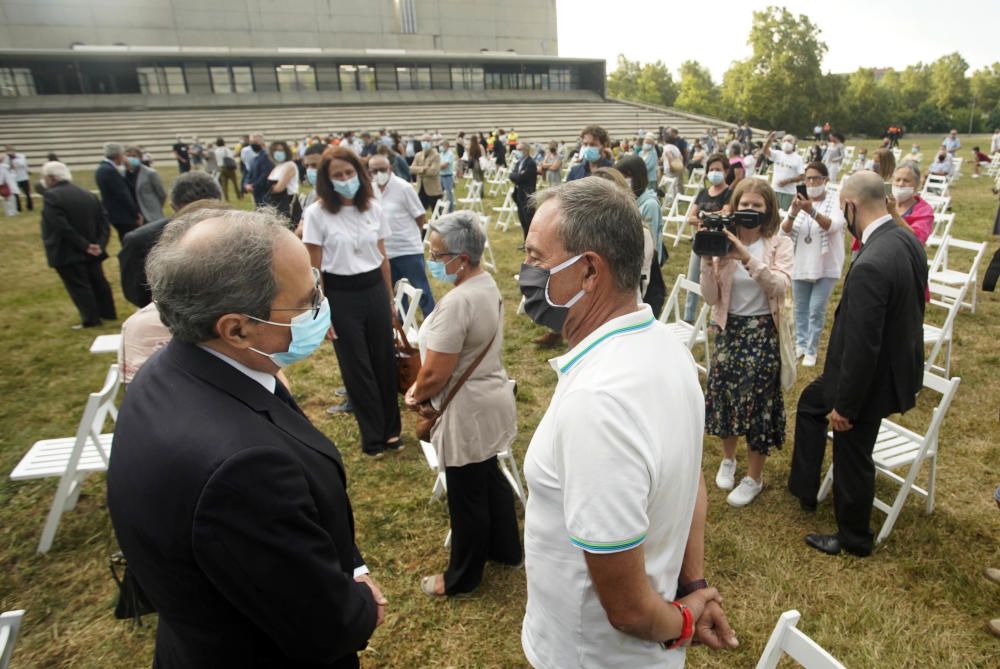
[339,65,357,91]
[210,66,233,93]
[549,67,571,91]
[396,0,417,33]
[0,67,36,96]
[276,64,316,92]
[450,66,484,90]
[232,66,253,93]
[397,65,431,90]
[136,66,186,95]
[357,65,375,91]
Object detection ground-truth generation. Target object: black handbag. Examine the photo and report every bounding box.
[110,551,156,625]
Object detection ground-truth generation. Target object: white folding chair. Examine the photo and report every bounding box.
[10,364,121,553]
[0,610,25,669]
[817,372,961,545]
[458,180,484,214]
[927,237,986,313]
[393,278,423,343]
[683,168,704,195]
[89,333,122,354]
[756,610,846,669]
[924,277,968,377]
[477,215,497,273]
[429,197,449,222]
[491,187,517,232]
[950,157,963,181]
[922,174,950,198]
[662,194,697,247]
[921,194,951,215]
[843,145,856,161]
[487,166,508,197]
[891,146,902,162]
[927,212,954,247]
[658,175,678,212]
[658,274,711,376]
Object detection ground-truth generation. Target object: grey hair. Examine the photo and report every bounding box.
[103,142,124,159]
[428,210,485,265]
[896,160,921,183]
[530,178,643,292]
[146,209,289,343]
[41,161,72,183]
[170,171,223,210]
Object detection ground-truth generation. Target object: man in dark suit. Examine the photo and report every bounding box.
[39,161,116,328]
[108,209,386,668]
[509,141,538,240]
[788,171,927,557]
[94,142,141,242]
[119,171,223,307]
[245,135,274,206]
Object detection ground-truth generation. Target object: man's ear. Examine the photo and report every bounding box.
[215,313,253,350]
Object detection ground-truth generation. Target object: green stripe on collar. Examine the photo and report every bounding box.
[559,317,655,374]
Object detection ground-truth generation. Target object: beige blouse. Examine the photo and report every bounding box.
[418,272,516,468]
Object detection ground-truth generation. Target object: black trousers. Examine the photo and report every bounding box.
[444,456,522,595]
[418,185,440,213]
[15,180,32,211]
[515,189,534,239]
[324,270,401,454]
[55,261,116,326]
[643,250,666,316]
[788,375,882,552]
[112,222,138,244]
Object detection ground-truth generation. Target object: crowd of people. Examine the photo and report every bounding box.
[14,113,1000,667]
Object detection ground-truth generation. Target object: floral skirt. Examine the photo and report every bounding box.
[705,314,785,455]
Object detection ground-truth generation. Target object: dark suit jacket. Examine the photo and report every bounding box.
[108,341,377,669]
[118,217,169,307]
[95,160,140,233]
[248,151,275,204]
[566,156,614,181]
[823,220,927,422]
[40,180,110,268]
[509,156,538,203]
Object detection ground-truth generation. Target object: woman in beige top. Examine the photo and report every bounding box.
[404,211,521,597]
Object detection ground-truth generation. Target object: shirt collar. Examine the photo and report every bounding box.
[861,214,894,245]
[550,305,656,377]
[198,345,277,393]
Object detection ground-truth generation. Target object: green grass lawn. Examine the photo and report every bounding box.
[1,135,999,668]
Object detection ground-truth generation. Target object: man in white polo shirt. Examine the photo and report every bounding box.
[370,153,435,316]
[763,131,805,211]
[517,178,738,668]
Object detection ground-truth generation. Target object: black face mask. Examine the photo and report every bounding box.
[250,144,262,154]
[844,202,859,241]
[938,153,946,161]
[517,259,584,332]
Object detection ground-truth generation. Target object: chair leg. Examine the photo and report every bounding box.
[444,529,452,548]
[926,453,937,514]
[38,474,80,554]
[64,473,87,511]
[817,464,834,502]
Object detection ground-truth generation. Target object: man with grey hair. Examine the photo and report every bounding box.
[108,209,387,668]
[518,178,737,667]
[95,141,141,242]
[39,161,116,328]
[119,171,223,307]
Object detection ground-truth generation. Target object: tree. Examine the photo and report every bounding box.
[971,63,1000,115]
[606,55,677,108]
[840,68,894,136]
[719,6,827,132]
[607,54,641,101]
[674,60,719,116]
[928,53,970,112]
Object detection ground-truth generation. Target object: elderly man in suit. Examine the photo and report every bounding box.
[39,161,116,328]
[508,140,538,240]
[788,171,927,557]
[244,133,274,206]
[108,208,386,668]
[124,145,167,224]
[95,142,141,242]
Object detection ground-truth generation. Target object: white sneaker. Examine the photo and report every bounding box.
[727,476,763,507]
[795,346,805,359]
[715,458,737,491]
[802,354,817,367]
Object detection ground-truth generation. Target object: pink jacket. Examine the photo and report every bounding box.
[700,234,793,331]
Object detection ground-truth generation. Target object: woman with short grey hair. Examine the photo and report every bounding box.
[404,210,521,597]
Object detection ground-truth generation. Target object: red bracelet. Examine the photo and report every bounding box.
[662,601,694,650]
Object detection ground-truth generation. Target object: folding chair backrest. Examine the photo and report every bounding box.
[81,363,122,463]
[919,372,961,451]
[927,233,950,274]
[687,167,705,186]
[393,278,422,339]
[477,215,497,272]
[756,610,846,669]
[929,212,954,244]
[938,237,987,274]
[0,610,25,669]
[429,198,448,222]
[676,194,696,217]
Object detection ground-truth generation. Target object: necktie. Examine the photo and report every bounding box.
[273,380,305,417]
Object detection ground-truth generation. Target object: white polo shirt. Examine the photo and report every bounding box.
[376,174,425,259]
[767,148,805,194]
[301,200,390,276]
[521,305,704,669]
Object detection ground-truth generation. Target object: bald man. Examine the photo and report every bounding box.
[788,172,927,557]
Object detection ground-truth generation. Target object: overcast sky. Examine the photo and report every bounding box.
[555,0,996,80]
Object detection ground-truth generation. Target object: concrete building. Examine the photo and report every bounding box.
[0,0,606,111]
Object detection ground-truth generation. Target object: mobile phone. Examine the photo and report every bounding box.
[775,131,786,140]
[796,183,808,199]
[883,182,893,197]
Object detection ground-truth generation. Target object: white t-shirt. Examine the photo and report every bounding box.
[522,306,703,669]
[268,161,299,195]
[213,146,233,167]
[784,194,846,281]
[376,175,426,258]
[742,153,757,174]
[767,148,805,194]
[729,239,771,316]
[661,143,682,172]
[301,200,391,275]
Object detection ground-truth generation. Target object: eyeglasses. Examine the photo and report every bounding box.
[428,250,457,261]
[370,167,389,174]
[271,267,324,320]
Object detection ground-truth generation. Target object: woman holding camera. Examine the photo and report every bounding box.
[684,153,732,322]
[700,178,793,507]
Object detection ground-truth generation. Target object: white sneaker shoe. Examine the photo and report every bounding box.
[715,459,737,491]
[727,476,763,507]
[802,354,817,367]
[795,346,805,359]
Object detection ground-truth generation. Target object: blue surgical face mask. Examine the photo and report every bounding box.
[511,150,523,162]
[332,176,360,199]
[126,156,141,168]
[427,255,461,283]
[706,170,725,186]
[306,167,317,186]
[274,150,286,162]
[246,298,331,368]
[422,141,432,151]
[580,146,600,162]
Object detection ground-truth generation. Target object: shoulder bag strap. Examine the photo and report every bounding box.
[438,299,502,414]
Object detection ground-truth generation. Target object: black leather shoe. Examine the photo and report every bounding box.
[799,498,818,513]
[805,533,872,557]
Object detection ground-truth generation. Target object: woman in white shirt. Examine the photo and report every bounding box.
[700,178,793,508]
[302,146,401,458]
[781,162,845,368]
[265,140,300,225]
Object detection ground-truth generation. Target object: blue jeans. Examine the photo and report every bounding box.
[441,174,455,212]
[684,249,701,322]
[389,254,436,317]
[792,277,837,356]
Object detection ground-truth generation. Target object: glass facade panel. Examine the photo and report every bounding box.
[232,66,253,93]
[276,64,316,92]
[339,65,358,91]
[210,66,232,93]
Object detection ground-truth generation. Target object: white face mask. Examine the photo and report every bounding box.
[373,171,390,187]
[806,185,826,199]
[781,142,794,153]
[892,186,914,201]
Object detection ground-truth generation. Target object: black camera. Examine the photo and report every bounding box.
[692,211,763,257]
